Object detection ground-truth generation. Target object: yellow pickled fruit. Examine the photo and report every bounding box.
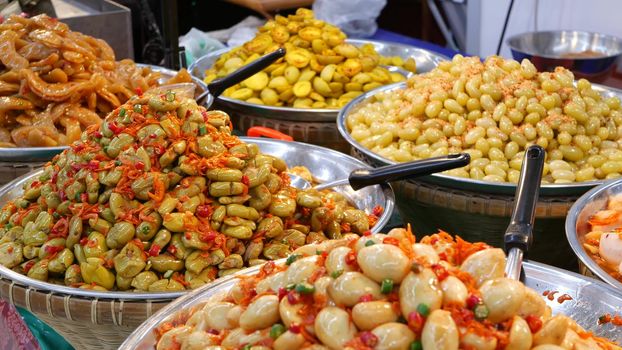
[271,25,290,43]
[360,55,379,72]
[245,34,273,53]
[313,77,332,96]
[309,57,324,72]
[296,7,315,18]
[284,66,301,84]
[223,57,244,71]
[316,54,344,65]
[230,88,254,100]
[334,43,360,58]
[260,88,279,105]
[243,72,269,91]
[309,91,325,102]
[285,49,312,68]
[293,98,313,108]
[391,56,405,66]
[293,81,312,98]
[391,72,406,82]
[312,39,328,54]
[286,21,302,34]
[298,26,322,41]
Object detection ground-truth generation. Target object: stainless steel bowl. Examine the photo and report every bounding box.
[0,137,394,299]
[507,30,622,75]
[120,259,622,349]
[338,81,622,196]
[566,178,622,290]
[0,64,208,162]
[188,39,449,122]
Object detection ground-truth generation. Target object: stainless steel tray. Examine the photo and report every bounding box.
[188,39,449,123]
[338,81,622,197]
[0,64,207,163]
[119,260,622,349]
[0,137,394,300]
[566,177,622,290]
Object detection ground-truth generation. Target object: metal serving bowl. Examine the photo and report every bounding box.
[188,39,449,123]
[566,178,622,290]
[0,64,208,163]
[507,30,622,75]
[120,259,622,349]
[337,81,622,270]
[0,136,394,299]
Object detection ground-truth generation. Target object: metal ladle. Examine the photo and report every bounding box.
[504,145,545,280]
[289,153,471,191]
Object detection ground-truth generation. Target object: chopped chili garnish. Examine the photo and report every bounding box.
[148,244,161,257]
[557,294,573,304]
[525,315,543,333]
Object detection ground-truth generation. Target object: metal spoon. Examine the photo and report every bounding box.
[504,145,545,280]
[289,153,471,191]
[150,48,286,107]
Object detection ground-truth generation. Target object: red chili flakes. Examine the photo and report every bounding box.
[167,245,177,255]
[599,313,622,326]
[359,331,379,347]
[23,260,35,274]
[135,161,145,170]
[431,264,449,281]
[199,230,216,242]
[362,230,372,236]
[278,287,288,301]
[372,205,383,217]
[526,315,543,333]
[134,87,143,96]
[289,324,301,334]
[79,237,89,246]
[241,175,250,186]
[466,294,481,309]
[557,294,573,304]
[545,290,558,301]
[382,236,400,246]
[407,311,425,334]
[358,293,374,303]
[345,250,358,267]
[148,244,161,257]
[107,122,124,135]
[196,205,213,218]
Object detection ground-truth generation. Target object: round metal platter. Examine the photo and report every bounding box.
[188,39,449,123]
[0,137,394,300]
[338,82,622,196]
[0,64,207,163]
[566,177,622,290]
[119,260,622,349]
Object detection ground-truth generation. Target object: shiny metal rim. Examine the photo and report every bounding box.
[506,30,622,60]
[565,178,622,290]
[336,82,622,195]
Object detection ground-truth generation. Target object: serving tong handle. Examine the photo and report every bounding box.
[203,48,286,101]
[343,153,471,191]
[504,145,545,280]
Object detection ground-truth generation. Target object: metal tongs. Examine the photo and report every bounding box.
[289,153,471,191]
[149,48,286,107]
[504,145,545,280]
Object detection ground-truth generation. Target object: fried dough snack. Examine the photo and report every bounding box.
[0,92,378,291]
[154,231,622,350]
[0,14,191,147]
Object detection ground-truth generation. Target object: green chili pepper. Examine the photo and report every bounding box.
[198,125,207,135]
[134,104,142,113]
[410,340,423,350]
[330,269,343,278]
[365,240,375,247]
[270,323,286,339]
[241,345,251,350]
[295,283,315,294]
[119,108,126,117]
[381,278,394,294]
[286,254,301,265]
[416,303,430,317]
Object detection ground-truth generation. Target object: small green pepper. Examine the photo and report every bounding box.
[381,278,394,294]
[330,269,343,279]
[365,240,375,247]
[416,303,430,317]
[286,254,301,265]
[270,323,286,339]
[295,283,315,294]
[409,340,423,350]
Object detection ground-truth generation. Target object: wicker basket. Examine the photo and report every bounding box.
[350,148,580,271]
[0,277,171,350]
[229,111,351,153]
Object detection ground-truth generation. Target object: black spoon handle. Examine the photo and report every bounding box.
[504,145,545,254]
[348,153,471,191]
[207,48,286,98]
